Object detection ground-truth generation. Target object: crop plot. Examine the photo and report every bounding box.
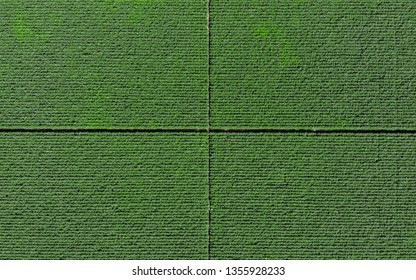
[0,133,208,259]
[0,0,207,128]
[210,133,416,259]
[210,0,416,129]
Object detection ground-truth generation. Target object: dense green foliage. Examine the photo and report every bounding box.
[0,133,208,259]
[0,0,207,128]
[211,133,416,259]
[210,0,416,129]
[0,0,415,260]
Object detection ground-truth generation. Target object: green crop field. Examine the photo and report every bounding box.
[210,0,416,129]
[0,133,208,259]
[0,0,415,260]
[210,133,416,259]
[0,0,207,128]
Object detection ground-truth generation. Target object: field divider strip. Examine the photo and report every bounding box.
[207,0,212,260]
[1,128,416,134]
[208,128,416,134]
[0,128,208,133]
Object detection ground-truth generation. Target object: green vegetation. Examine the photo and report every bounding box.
[13,15,35,42]
[210,133,416,259]
[210,0,416,129]
[0,0,415,260]
[0,133,208,259]
[0,0,207,128]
